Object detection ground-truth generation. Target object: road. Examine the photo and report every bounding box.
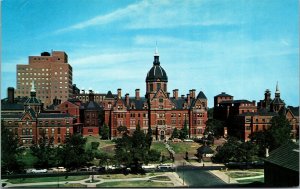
[176,164,228,187]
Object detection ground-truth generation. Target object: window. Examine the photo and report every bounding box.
[157,83,161,90]
[57,128,61,134]
[150,84,153,91]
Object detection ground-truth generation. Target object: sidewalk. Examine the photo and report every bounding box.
[210,170,238,184]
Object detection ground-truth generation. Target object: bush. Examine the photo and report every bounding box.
[91,142,100,150]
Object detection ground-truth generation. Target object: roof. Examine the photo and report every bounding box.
[233,100,252,104]
[265,142,299,172]
[1,103,24,111]
[197,145,214,154]
[1,113,22,119]
[215,92,233,97]
[129,97,147,110]
[271,97,285,105]
[105,91,115,99]
[196,91,207,99]
[84,101,102,110]
[24,97,42,104]
[38,113,73,119]
[287,106,299,116]
[146,56,168,82]
[170,98,186,110]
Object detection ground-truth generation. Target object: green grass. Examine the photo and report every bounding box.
[96,180,174,187]
[227,171,264,178]
[84,179,100,183]
[14,183,87,188]
[169,142,200,154]
[237,177,264,184]
[150,176,171,181]
[6,175,89,184]
[151,142,170,156]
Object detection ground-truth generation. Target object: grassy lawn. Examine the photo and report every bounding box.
[237,177,264,184]
[96,180,174,187]
[6,175,89,184]
[97,173,162,179]
[169,142,200,155]
[226,171,264,178]
[150,176,171,181]
[151,142,169,156]
[14,183,87,188]
[85,136,114,150]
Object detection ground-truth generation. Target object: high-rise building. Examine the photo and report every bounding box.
[15,51,73,107]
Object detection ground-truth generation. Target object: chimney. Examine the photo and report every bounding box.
[117,88,122,99]
[181,95,185,99]
[173,89,178,99]
[125,93,129,106]
[135,89,140,100]
[252,100,256,106]
[88,90,94,102]
[167,92,170,98]
[189,90,193,99]
[192,89,196,99]
[7,87,15,103]
[187,94,190,105]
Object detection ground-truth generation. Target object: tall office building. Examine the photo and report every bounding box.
[15,51,73,107]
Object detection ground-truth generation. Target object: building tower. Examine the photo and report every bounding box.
[145,46,168,97]
[24,80,43,113]
[270,82,285,112]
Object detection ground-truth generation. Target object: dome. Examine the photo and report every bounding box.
[146,54,168,82]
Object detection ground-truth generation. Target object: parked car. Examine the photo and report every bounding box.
[79,167,89,171]
[32,169,47,173]
[157,164,173,171]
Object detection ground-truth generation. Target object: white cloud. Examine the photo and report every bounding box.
[54,0,241,34]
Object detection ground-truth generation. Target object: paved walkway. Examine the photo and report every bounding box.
[2,172,185,188]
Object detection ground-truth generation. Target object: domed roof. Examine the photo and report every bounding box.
[146,54,168,82]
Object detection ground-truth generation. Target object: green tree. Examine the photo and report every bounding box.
[269,115,291,150]
[58,134,88,170]
[1,125,24,173]
[250,115,292,154]
[205,119,224,137]
[30,133,56,169]
[212,137,259,163]
[179,121,188,140]
[171,128,179,139]
[145,122,153,150]
[117,125,128,134]
[100,124,109,140]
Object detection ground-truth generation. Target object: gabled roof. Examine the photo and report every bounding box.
[21,107,37,119]
[84,101,102,110]
[271,97,285,105]
[196,91,207,99]
[287,106,299,117]
[105,91,115,99]
[265,142,299,172]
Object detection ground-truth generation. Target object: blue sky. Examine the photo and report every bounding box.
[2,0,299,107]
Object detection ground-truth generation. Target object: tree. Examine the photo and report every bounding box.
[1,125,24,173]
[250,115,292,154]
[145,122,153,150]
[30,133,56,169]
[58,134,88,170]
[179,120,188,140]
[212,137,259,163]
[205,119,224,137]
[100,124,109,140]
[269,115,291,150]
[170,128,179,139]
[117,125,128,134]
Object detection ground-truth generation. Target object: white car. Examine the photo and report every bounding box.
[32,169,47,173]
